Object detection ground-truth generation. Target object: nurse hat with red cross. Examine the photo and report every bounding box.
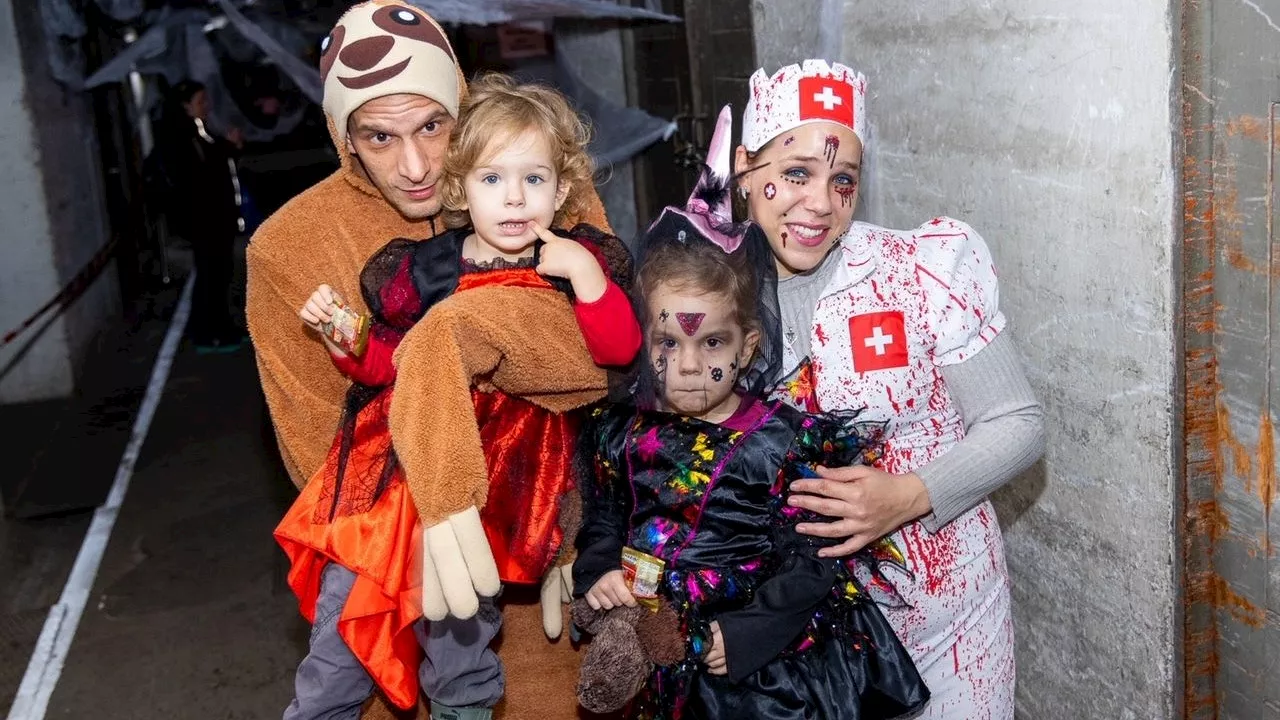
[741,59,866,152]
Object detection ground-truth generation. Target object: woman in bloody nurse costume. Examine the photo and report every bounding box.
[734,60,1046,718]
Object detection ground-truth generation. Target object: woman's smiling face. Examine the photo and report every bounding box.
[735,122,863,277]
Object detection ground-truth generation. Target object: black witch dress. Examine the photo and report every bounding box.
[573,396,929,720]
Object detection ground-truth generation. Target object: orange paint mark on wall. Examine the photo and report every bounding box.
[1216,401,1253,489]
[1224,115,1268,141]
[1207,574,1266,628]
[1190,500,1230,545]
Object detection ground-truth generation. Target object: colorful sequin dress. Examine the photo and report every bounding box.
[574,396,930,719]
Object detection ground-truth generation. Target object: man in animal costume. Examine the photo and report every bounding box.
[247,2,612,717]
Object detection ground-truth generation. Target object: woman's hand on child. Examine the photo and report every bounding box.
[789,465,932,556]
[585,569,637,610]
[704,621,727,675]
[530,221,608,303]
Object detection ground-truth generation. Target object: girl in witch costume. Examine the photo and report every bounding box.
[572,107,928,720]
[276,74,641,720]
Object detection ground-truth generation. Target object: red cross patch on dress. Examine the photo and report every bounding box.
[798,76,855,127]
[849,311,907,372]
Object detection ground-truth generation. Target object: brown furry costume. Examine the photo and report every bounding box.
[245,4,610,717]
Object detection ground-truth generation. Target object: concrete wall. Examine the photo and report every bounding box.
[0,0,75,401]
[0,0,117,403]
[754,0,1180,716]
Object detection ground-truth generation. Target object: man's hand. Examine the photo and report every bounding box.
[531,222,607,303]
[704,621,727,676]
[540,563,574,639]
[419,506,501,620]
[584,569,636,611]
[788,465,931,557]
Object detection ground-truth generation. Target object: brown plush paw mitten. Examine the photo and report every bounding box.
[571,598,651,714]
[634,598,684,666]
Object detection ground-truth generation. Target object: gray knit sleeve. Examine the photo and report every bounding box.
[914,331,1046,532]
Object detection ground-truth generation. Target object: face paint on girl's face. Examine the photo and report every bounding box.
[676,312,705,336]
[645,283,758,423]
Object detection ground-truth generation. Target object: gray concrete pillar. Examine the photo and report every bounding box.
[0,0,118,404]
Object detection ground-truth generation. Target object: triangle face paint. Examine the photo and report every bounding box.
[676,312,705,336]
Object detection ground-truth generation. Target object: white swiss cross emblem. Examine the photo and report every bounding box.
[812,85,844,112]
[864,325,895,355]
[849,311,908,372]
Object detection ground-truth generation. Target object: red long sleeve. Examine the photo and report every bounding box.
[328,331,399,387]
[573,281,641,367]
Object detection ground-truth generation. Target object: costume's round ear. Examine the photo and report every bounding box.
[555,179,572,211]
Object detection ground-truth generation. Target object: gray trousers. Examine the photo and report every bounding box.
[284,563,505,720]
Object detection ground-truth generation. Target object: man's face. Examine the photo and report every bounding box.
[345,93,455,220]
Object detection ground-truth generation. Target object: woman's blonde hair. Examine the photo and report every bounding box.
[440,73,594,226]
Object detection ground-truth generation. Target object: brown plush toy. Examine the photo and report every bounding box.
[570,597,685,714]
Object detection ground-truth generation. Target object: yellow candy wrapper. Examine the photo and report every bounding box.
[321,300,369,357]
[621,546,665,612]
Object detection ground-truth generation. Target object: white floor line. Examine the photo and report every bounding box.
[7,273,195,720]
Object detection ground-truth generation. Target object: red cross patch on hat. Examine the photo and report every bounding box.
[849,311,907,372]
[798,75,855,127]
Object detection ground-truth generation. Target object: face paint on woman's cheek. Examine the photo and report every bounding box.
[783,135,795,146]
[763,182,776,200]
[836,185,856,208]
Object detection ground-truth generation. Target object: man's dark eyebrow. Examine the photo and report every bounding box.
[354,110,451,136]
[354,121,391,136]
